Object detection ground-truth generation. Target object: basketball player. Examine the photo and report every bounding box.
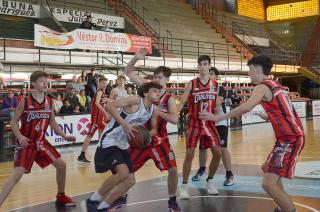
[81,82,161,212]
[123,48,181,211]
[109,75,128,100]
[0,71,76,208]
[177,55,222,198]
[200,55,304,212]
[77,76,110,163]
[192,67,234,186]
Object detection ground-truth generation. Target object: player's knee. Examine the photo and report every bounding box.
[185,149,195,160]
[12,170,24,183]
[55,160,66,171]
[262,179,275,192]
[115,165,130,181]
[126,174,136,188]
[212,147,222,158]
[168,167,178,177]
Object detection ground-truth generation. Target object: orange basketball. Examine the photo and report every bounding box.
[127,126,151,149]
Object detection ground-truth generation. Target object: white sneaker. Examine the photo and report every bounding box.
[180,184,190,199]
[204,179,219,195]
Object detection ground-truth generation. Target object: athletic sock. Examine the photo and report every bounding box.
[169,196,176,202]
[80,151,85,157]
[57,192,65,196]
[206,176,213,182]
[199,166,206,172]
[226,170,233,178]
[98,201,110,209]
[90,192,103,201]
[182,181,188,184]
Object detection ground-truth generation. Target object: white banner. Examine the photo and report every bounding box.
[291,101,306,118]
[312,100,320,116]
[0,0,40,18]
[46,114,99,146]
[242,101,306,125]
[34,24,152,53]
[49,7,125,29]
[241,104,266,125]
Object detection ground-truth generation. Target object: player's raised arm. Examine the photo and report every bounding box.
[106,95,140,138]
[176,81,192,113]
[124,48,148,87]
[199,84,268,122]
[158,96,178,124]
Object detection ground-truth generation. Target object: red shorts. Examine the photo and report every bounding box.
[14,141,61,174]
[128,138,177,172]
[87,122,105,138]
[262,136,305,179]
[186,119,220,149]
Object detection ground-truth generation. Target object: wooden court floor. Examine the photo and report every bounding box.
[0,117,320,211]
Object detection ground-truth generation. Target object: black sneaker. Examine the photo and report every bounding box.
[80,198,99,212]
[110,194,127,209]
[273,206,282,212]
[168,200,181,212]
[78,154,91,164]
[191,169,207,181]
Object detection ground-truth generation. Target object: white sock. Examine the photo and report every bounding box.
[98,201,110,209]
[90,192,103,201]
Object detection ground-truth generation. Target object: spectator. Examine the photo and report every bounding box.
[86,67,100,98]
[126,86,133,95]
[77,70,88,85]
[105,80,114,96]
[0,90,18,119]
[80,14,96,30]
[101,25,114,32]
[73,104,81,114]
[70,75,85,94]
[53,93,63,114]
[64,88,80,109]
[77,89,90,112]
[17,87,27,103]
[60,100,74,115]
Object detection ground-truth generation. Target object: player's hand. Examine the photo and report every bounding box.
[64,135,76,143]
[134,48,148,60]
[17,135,30,147]
[101,97,110,104]
[124,124,138,140]
[198,111,222,122]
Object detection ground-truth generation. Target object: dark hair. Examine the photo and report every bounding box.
[99,76,107,83]
[209,67,219,76]
[154,66,172,78]
[91,67,96,72]
[197,55,211,65]
[247,55,273,75]
[30,71,48,83]
[137,82,162,98]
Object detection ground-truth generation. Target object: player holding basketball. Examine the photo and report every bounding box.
[81,82,161,212]
[123,48,181,211]
[77,76,110,163]
[200,55,304,212]
[0,71,76,208]
[192,67,234,186]
[177,55,222,198]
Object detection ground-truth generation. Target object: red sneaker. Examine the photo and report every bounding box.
[55,194,76,207]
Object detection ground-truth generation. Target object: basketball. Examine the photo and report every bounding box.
[127,125,151,149]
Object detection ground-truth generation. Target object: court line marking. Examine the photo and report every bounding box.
[126,195,320,212]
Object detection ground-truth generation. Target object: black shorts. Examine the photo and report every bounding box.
[94,146,134,174]
[216,125,228,148]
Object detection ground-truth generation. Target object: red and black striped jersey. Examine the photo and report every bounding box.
[91,89,108,125]
[20,95,52,143]
[261,80,304,141]
[188,78,219,120]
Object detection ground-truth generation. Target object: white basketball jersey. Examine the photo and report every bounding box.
[99,97,154,149]
[116,87,127,100]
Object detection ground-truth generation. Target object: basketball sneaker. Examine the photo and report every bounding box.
[80,199,99,212]
[191,169,207,181]
[204,179,219,195]
[180,184,190,199]
[110,194,127,209]
[223,175,234,186]
[55,193,76,207]
[78,154,91,164]
[168,200,181,212]
[273,206,282,212]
